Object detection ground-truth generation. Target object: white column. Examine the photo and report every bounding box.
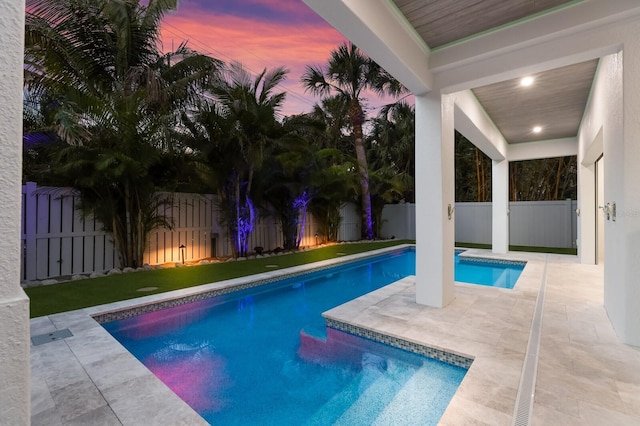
[415,92,455,307]
[491,159,509,253]
[0,0,30,424]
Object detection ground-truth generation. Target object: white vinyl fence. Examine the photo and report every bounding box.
[380,200,578,249]
[379,203,415,240]
[508,200,578,248]
[21,183,360,282]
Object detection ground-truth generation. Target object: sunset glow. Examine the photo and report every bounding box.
[161,1,349,116]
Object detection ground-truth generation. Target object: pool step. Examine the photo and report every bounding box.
[304,358,414,426]
[372,362,449,425]
[332,375,402,426]
[331,359,416,426]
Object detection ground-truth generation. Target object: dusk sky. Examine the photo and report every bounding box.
[160,0,394,117]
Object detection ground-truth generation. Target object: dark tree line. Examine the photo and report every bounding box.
[455,132,577,202]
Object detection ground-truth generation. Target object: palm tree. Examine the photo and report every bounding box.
[368,166,406,238]
[301,42,406,240]
[308,162,358,242]
[309,95,351,153]
[25,0,221,267]
[183,63,288,257]
[368,101,415,202]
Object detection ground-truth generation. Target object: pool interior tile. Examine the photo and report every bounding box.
[30,247,640,425]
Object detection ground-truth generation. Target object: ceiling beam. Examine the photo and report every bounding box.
[453,91,507,162]
[303,0,433,94]
[508,138,578,162]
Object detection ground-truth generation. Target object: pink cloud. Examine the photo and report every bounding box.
[161,11,346,114]
[160,6,404,116]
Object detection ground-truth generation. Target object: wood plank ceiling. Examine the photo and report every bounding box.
[391,0,597,144]
[471,60,598,144]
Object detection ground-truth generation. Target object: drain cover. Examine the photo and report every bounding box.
[31,329,73,346]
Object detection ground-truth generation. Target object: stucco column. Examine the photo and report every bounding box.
[0,1,31,424]
[491,159,509,253]
[415,92,455,307]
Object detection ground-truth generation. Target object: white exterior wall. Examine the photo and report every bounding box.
[579,41,640,344]
[0,0,30,424]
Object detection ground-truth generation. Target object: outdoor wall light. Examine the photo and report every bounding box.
[533,126,542,133]
[447,204,455,220]
[599,202,616,221]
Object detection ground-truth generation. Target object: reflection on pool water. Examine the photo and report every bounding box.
[103,250,469,425]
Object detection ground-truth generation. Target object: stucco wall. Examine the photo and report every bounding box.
[579,36,640,345]
[0,1,31,424]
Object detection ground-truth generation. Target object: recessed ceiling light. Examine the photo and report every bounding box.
[520,76,534,87]
[533,126,542,133]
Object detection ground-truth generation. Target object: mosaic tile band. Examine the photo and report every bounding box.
[458,255,527,267]
[325,318,474,369]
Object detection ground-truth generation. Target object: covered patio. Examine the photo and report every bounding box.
[303,0,640,343]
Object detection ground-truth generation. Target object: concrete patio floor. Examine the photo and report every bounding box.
[29,248,640,425]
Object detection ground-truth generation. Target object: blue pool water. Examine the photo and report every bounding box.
[103,250,467,425]
[103,249,525,424]
[454,251,524,289]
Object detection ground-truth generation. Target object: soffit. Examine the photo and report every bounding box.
[471,60,598,144]
[391,0,578,50]
[390,0,596,145]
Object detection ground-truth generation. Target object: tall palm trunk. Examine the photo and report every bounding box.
[350,100,373,240]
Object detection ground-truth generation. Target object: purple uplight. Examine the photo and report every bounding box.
[233,193,255,257]
[293,190,312,247]
[365,202,374,240]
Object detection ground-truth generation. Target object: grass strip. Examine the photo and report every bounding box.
[26,240,412,318]
[456,242,577,255]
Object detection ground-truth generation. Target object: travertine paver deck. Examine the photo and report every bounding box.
[30,247,640,425]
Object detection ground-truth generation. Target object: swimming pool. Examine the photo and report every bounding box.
[455,251,525,289]
[103,250,467,425]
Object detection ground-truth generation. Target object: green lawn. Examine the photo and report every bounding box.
[26,240,413,318]
[455,242,578,255]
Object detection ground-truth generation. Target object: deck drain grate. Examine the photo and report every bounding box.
[31,328,73,346]
[512,255,548,426]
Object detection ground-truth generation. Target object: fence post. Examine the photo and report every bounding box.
[565,199,573,248]
[23,182,38,282]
